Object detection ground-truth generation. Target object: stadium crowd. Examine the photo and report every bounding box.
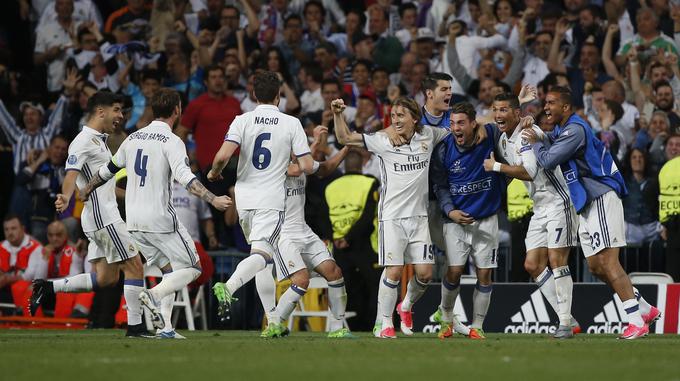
[0,0,679,331]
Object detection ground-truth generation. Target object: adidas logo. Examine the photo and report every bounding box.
[587,294,627,334]
[422,296,468,334]
[504,290,557,333]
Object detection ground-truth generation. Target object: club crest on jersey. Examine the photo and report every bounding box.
[128,244,136,252]
[502,138,507,150]
[521,137,529,146]
[420,142,428,152]
[288,260,295,268]
[67,155,77,165]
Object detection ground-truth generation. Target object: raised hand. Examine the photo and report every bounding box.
[518,85,537,105]
[330,99,346,114]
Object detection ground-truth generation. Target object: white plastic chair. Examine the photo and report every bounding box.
[629,272,675,285]
[143,264,195,331]
[286,277,357,332]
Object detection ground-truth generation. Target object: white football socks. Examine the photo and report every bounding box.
[255,262,277,322]
[440,277,460,322]
[622,298,644,326]
[273,284,306,324]
[327,278,347,332]
[226,254,267,295]
[633,287,652,316]
[553,266,574,327]
[472,282,492,329]
[374,269,386,327]
[53,273,94,292]
[378,277,400,329]
[150,267,200,300]
[123,279,144,326]
[400,276,428,311]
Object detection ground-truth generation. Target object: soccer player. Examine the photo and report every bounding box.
[483,92,579,338]
[522,86,661,339]
[429,102,505,340]
[208,71,317,320]
[334,96,450,339]
[81,88,232,338]
[31,91,150,337]
[259,127,352,338]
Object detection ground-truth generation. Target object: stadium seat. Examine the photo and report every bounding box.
[143,264,195,331]
[191,284,208,330]
[286,277,357,332]
[629,272,675,285]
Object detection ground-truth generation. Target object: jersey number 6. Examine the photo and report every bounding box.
[252,133,272,170]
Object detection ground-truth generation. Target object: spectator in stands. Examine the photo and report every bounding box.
[327,8,364,57]
[602,80,638,146]
[119,68,161,131]
[449,18,507,80]
[350,94,382,134]
[344,59,374,107]
[258,0,292,47]
[298,64,324,116]
[635,110,673,172]
[216,2,260,58]
[275,14,313,84]
[523,31,552,87]
[659,134,680,280]
[301,0,328,47]
[37,0,102,32]
[325,150,380,331]
[0,215,46,314]
[34,0,80,95]
[394,2,419,48]
[15,135,68,243]
[653,80,680,131]
[104,0,151,34]
[164,52,206,104]
[615,7,679,68]
[313,42,339,80]
[178,64,240,174]
[366,5,403,73]
[305,78,356,133]
[623,148,660,246]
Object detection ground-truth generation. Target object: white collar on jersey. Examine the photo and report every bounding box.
[255,104,279,111]
[148,120,172,129]
[82,125,108,139]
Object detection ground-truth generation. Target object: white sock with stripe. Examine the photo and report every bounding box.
[622,299,644,326]
[535,267,560,317]
[378,277,400,329]
[226,254,267,295]
[327,278,347,331]
[273,284,306,324]
[553,266,573,327]
[400,276,429,311]
[440,277,460,322]
[123,279,144,326]
[150,267,201,300]
[472,282,492,329]
[633,287,652,316]
[375,269,386,326]
[255,262,277,323]
[53,273,94,292]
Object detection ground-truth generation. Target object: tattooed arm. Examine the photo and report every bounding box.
[186,178,232,211]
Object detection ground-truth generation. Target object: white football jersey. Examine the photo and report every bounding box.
[224,104,310,211]
[363,126,449,221]
[281,173,317,239]
[497,124,574,216]
[172,181,212,242]
[110,120,197,233]
[65,126,123,232]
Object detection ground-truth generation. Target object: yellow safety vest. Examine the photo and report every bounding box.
[659,157,680,223]
[507,179,533,222]
[325,174,379,253]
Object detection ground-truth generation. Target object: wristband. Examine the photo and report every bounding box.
[493,162,502,172]
[311,160,320,174]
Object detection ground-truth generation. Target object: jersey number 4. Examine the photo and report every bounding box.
[135,149,149,186]
[252,133,271,170]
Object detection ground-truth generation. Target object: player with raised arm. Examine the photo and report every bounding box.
[334,96,450,339]
[30,91,150,338]
[81,88,231,338]
[522,86,661,339]
[429,102,504,340]
[483,92,580,338]
[208,71,317,321]
[259,126,353,338]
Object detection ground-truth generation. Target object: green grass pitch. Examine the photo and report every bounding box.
[1,330,679,381]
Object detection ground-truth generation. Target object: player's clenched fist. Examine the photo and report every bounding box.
[330,99,346,114]
[55,194,69,213]
[211,195,232,211]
